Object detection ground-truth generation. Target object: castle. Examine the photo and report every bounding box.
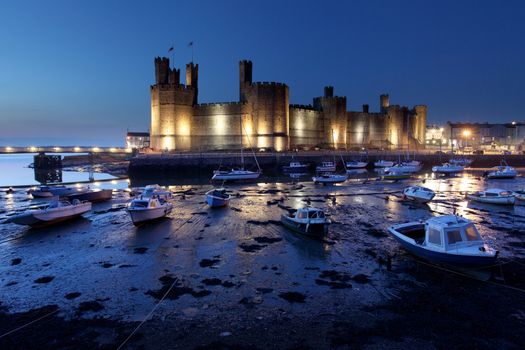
[150,57,427,151]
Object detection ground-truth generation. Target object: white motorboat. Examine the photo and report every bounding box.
[449,158,473,167]
[28,185,87,198]
[403,186,436,203]
[8,200,92,227]
[127,196,173,225]
[381,168,411,180]
[345,161,367,169]
[205,188,231,208]
[283,161,309,173]
[485,161,517,179]
[432,163,464,174]
[403,160,422,167]
[466,188,515,205]
[316,161,336,172]
[374,160,395,168]
[312,173,347,184]
[211,115,262,181]
[388,215,498,267]
[141,184,173,200]
[281,207,330,237]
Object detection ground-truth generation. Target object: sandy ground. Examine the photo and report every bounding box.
[1,172,525,349]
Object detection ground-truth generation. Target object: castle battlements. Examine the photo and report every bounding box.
[150,57,426,151]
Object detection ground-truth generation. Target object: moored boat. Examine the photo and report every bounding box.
[28,185,86,198]
[312,173,347,184]
[485,161,517,179]
[513,190,525,201]
[8,199,92,227]
[345,161,367,169]
[432,163,464,174]
[385,163,420,174]
[381,168,411,180]
[388,215,498,267]
[281,207,330,237]
[283,161,309,173]
[466,188,515,205]
[374,160,395,168]
[403,186,436,203]
[449,158,472,167]
[206,188,231,208]
[316,161,336,173]
[127,196,173,225]
[212,169,261,181]
[66,189,113,203]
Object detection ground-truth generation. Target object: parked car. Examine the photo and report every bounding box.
[502,150,511,155]
[473,150,484,155]
[435,151,446,155]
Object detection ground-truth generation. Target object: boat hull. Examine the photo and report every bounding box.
[281,215,328,237]
[67,189,113,203]
[312,176,347,184]
[283,165,308,173]
[467,195,515,205]
[10,202,92,227]
[212,172,260,181]
[206,191,230,208]
[128,205,172,225]
[346,162,367,169]
[388,228,497,267]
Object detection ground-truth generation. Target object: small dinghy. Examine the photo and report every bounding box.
[466,188,515,205]
[381,168,411,180]
[388,215,498,267]
[206,188,231,208]
[345,161,367,169]
[403,186,436,203]
[432,163,464,175]
[312,173,347,184]
[485,161,517,179]
[9,199,92,227]
[283,161,309,173]
[28,185,86,198]
[403,160,422,167]
[374,160,395,168]
[316,161,336,172]
[385,163,420,174]
[127,195,173,225]
[67,189,113,203]
[281,207,330,237]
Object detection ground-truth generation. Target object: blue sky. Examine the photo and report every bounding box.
[0,0,524,146]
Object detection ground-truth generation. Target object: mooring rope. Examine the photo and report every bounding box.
[0,308,59,340]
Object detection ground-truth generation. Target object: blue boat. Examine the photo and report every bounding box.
[388,215,498,267]
[206,188,231,208]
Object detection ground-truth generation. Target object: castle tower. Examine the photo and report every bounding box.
[150,57,195,151]
[380,94,389,112]
[314,87,347,149]
[186,62,199,105]
[239,60,253,102]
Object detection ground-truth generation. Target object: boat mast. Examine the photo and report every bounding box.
[240,114,244,170]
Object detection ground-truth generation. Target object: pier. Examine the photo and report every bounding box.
[0,146,132,154]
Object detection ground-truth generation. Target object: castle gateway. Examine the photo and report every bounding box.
[150,57,426,151]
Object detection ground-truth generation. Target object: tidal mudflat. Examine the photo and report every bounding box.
[1,173,525,349]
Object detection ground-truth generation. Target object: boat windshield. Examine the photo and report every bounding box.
[132,200,149,208]
[309,211,324,218]
[465,225,481,241]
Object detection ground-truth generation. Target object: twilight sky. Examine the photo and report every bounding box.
[0,0,524,146]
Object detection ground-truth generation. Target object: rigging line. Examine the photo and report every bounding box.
[415,259,525,294]
[117,277,180,350]
[0,308,59,340]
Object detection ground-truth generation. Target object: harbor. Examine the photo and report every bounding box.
[1,153,525,348]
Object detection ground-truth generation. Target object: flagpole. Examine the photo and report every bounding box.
[171,42,174,69]
[192,42,194,63]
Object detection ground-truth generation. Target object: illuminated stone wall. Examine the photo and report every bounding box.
[149,57,426,151]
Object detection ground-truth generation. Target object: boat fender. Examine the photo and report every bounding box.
[479,246,486,252]
[72,199,80,205]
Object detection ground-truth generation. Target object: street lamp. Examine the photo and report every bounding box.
[512,121,517,152]
[462,129,471,153]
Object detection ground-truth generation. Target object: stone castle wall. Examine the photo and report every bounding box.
[149,57,427,151]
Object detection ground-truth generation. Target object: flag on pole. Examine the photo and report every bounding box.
[168,46,174,52]
[188,41,193,47]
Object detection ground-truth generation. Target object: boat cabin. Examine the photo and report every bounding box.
[294,207,326,220]
[477,189,513,197]
[399,216,485,252]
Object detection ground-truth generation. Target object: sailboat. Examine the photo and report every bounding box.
[212,115,261,181]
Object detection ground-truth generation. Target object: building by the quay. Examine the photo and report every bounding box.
[441,122,525,152]
[150,57,427,152]
[126,131,150,150]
